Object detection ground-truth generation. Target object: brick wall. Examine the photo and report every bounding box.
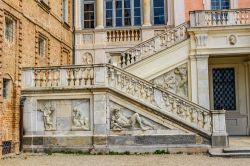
[0,0,73,157]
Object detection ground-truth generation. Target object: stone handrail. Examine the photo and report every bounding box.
[22,64,212,135]
[120,22,189,68]
[190,8,250,27]
[106,28,141,43]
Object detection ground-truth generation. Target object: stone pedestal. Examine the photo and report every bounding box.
[211,110,229,147]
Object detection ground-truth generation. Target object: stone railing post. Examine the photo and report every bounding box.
[211,110,228,147]
[59,69,68,87]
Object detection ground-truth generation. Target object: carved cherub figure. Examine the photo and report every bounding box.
[38,105,55,131]
[72,108,89,130]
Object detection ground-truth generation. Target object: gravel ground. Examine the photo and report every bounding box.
[1,154,250,166]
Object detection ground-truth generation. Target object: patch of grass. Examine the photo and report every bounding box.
[124,151,130,155]
[153,150,170,155]
[176,151,183,154]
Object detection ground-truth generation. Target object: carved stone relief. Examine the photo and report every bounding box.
[37,99,90,131]
[82,52,93,65]
[110,101,169,131]
[151,63,188,98]
[72,107,89,130]
[229,34,237,45]
[38,104,56,131]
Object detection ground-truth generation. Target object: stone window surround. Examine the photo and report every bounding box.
[80,0,96,29]
[62,0,69,23]
[37,34,48,58]
[4,15,15,44]
[203,0,238,10]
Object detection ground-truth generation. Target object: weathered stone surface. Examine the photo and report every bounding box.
[108,134,196,145]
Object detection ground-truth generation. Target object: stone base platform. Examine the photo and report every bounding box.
[22,134,210,154]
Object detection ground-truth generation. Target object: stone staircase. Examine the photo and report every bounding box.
[119,22,189,69]
[209,147,250,157]
[22,64,227,143]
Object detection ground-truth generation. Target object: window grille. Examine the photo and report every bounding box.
[212,68,236,110]
[2,141,12,155]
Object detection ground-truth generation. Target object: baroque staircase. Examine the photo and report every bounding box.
[119,22,189,71]
[22,64,226,147]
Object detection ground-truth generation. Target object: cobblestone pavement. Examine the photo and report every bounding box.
[1,154,250,166]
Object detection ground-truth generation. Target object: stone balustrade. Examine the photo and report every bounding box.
[120,22,189,68]
[106,28,141,43]
[190,8,250,27]
[22,65,107,89]
[22,64,215,135]
[107,65,212,134]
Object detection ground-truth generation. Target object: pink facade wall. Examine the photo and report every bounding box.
[184,0,204,21]
[238,0,250,8]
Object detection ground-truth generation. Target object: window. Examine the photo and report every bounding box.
[153,0,166,25]
[62,0,69,23]
[212,68,236,110]
[105,0,141,27]
[106,1,113,26]
[81,1,95,28]
[133,0,141,26]
[38,36,46,57]
[5,17,14,42]
[211,0,230,9]
[3,79,10,99]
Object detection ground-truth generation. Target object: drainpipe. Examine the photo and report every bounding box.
[19,97,26,152]
[72,0,76,64]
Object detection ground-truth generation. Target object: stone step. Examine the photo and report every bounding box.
[223,147,250,153]
[209,148,250,157]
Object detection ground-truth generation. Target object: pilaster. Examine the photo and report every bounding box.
[173,0,185,26]
[196,54,210,109]
[190,55,198,104]
[93,92,108,151]
[75,0,81,30]
[142,0,151,26]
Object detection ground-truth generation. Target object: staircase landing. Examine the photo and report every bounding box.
[209,137,250,157]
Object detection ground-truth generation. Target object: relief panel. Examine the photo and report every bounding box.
[151,63,188,98]
[37,99,90,131]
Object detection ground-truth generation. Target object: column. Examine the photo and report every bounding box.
[196,55,210,109]
[167,0,174,25]
[96,0,104,29]
[142,0,151,26]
